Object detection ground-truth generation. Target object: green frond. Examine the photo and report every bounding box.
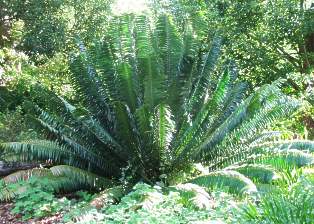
[50,165,115,189]
[88,40,117,103]
[254,149,314,169]
[2,168,52,184]
[1,140,71,164]
[184,36,221,116]
[142,60,167,110]
[154,15,187,113]
[70,41,113,125]
[0,166,115,202]
[134,106,154,164]
[181,23,199,59]
[174,183,214,209]
[43,175,88,193]
[224,91,297,149]
[152,104,175,168]
[231,164,280,184]
[1,163,114,190]
[264,140,314,152]
[116,62,138,112]
[113,102,141,162]
[108,15,135,60]
[0,171,81,202]
[174,62,236,160]
[134,15,154,58]
[211,82,248,130]
[188,170,257,195]
[249,131,286,145]
[33,108,120,172]
[154,14,183,82]
[107,15,142,111]
[0,140,115,174]
[135,105,152,144]
[59,97,124,157]
[199,86,301,168]
[32,107,68,138]
[169,23,198,119]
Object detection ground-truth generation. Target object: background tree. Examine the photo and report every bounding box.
[0,0,112,57]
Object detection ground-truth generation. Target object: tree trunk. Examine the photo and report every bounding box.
[0,161,38,177]
[300,32,314,72]
[303,114,314,139]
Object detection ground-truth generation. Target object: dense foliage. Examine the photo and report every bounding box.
[0,0,314,223]
[2,13,313,188]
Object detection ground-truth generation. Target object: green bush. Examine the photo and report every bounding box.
[68,183,244,224]
[8,177,70,221]
[1,13,312,193]
[241,171,314,223]
[0,107,38,142]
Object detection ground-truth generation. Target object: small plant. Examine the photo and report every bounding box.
[67,183,246,224]
[62,191,96,222]
[10,177,70,221]
[76,190,95,202]
[240,171,314,224]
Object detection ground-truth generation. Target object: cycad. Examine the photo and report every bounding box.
[1,14,314,198]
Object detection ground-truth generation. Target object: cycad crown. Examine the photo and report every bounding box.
[1,14,313,189]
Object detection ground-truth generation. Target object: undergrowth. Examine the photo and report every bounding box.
[1,167,314,223]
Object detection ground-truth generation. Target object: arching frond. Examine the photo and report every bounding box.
[70,41,114,126]
[174,183,214,209]
[59,97,124,158]
[188,170,257,195]
[230,164,280,184]
[174,62,237,161]
[253,149,314,169]
[2,168,51,184]
[1,140,72,165]
[152,104,175,168]
[154,14,183,83]
[259,140,314,152]
[199,89,301,168]
[0,164,117,202]
[50,165,115,189]
[183,36,221,116]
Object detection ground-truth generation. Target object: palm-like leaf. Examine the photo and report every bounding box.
[231,164,280,184]
[1,13,314,195]
[0,165,115,202]
[153,104,175,170]
[174,183,214,209]
[2,168,52,184]
[252,149,314,170]
[188,170,257,195]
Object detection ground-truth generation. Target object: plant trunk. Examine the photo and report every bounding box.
[0,161,39,177]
